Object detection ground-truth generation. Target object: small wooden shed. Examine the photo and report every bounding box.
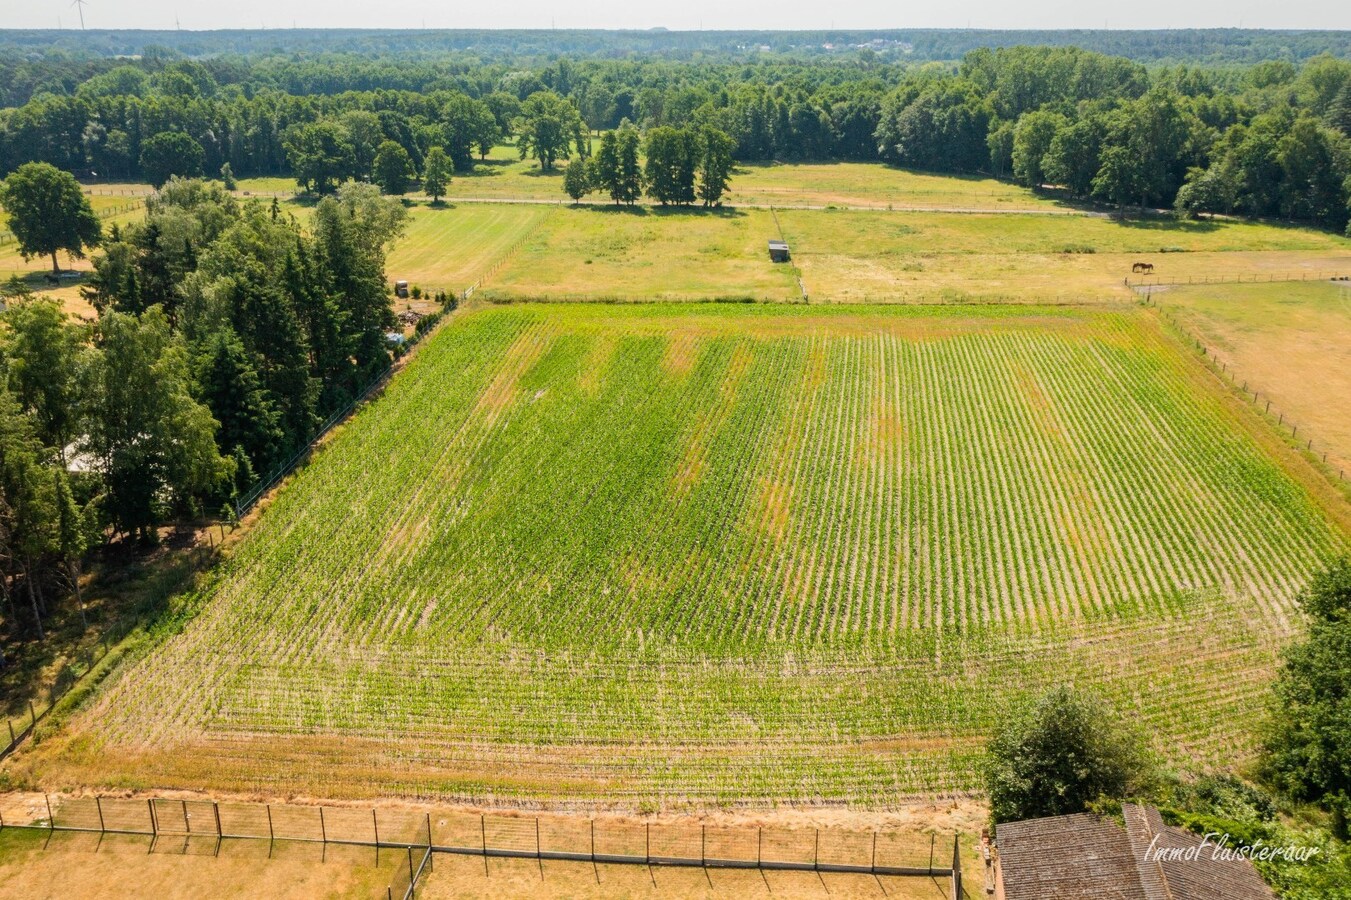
[768,239,791,263]
[394,280,409,299]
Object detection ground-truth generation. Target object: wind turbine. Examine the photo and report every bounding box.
[71,0,88,31]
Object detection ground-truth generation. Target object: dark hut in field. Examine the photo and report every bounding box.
[768,239,790,263]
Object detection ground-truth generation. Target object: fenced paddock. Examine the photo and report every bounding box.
[1,794,968,899]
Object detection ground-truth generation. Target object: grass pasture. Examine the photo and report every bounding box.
[729,160,1064,211]
[779,208,1351,303]
[23,302,1346,804]
[384,202,554,296]
[1158,280,1351,477]
[480,205,802,302]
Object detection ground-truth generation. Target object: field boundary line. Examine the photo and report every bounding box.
[1126,271,1351,289]
[460,205,558,302]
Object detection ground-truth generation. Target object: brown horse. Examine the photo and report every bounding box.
[1132,262,1154,275]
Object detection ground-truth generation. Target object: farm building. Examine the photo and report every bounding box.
[768,239,790,263]
[997,803,1274,900]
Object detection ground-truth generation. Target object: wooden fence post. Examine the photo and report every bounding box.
[372,808,379,846]
[148,798,157,834]
[319,807,327,843]
[213,801,222,836]
[45,794,54,829]
[95,796,105,832]
[266,805,274,841]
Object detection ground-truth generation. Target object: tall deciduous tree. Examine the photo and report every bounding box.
[284,120,358,195]
[1264,558,1351,836]
[0,162,102,275]
[697,127,736,207]
[562,156,592,202]
[593,125,644,206]
[421,147,453,203]
[644,126,699,206]
[2,297,87,454]
[372,140,415,196]
[81,307,226,542]
[139,131,206,189]
[516,91,586,171]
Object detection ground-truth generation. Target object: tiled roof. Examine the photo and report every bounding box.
[998,804,1275,900]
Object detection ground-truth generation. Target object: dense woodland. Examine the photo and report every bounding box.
[2,45,1350,229]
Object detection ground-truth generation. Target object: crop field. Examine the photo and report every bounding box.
[778,209,1351,303]
[478,206,802,302]
[22,301,1346,804]
[1158,280,1351,477]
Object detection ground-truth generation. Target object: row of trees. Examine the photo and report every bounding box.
[0,164,407,642]
[562,123,736,207]
[4,46,1350,228]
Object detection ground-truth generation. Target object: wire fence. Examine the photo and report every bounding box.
[1125,271,1351,288]
[1138,290,1350,488]
[1,793,966,898]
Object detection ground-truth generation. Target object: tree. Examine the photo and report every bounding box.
[0,162,102,275]
[1277,117,1350,230]
[516,91,585,171]
[194,329,285,474]
[220,162,237,191]
[284,120,358,195]
[422,147,452,203]
[1175,163,1239,217]
[372,140,415,196]
[985,686,1152,823]
[562,156,591,202]
[81,307,226,541]
[1091,143,1147,211]
[311,183,407,388]
[1011,110,1066,187]
[1264,558,1351,836]
[644,126,699,205]
[593,125,643,206]
[2,297,86,453]
[0,385,61,639]
[139,131,206,189]
[697,127,736,207]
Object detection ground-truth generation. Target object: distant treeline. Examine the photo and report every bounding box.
[2,27,1350,72]
[3,45,1349,231]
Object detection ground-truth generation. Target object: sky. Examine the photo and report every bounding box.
[2,0,1350,32]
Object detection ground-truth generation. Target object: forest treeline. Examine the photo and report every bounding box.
[3,46,1351,230]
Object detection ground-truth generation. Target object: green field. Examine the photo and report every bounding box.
[385,203,554,296]
[29,302,1346,804]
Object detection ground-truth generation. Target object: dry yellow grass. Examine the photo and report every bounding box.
[0,829,400,899]
[1158,280,1351,478]
[777,209,1351,303]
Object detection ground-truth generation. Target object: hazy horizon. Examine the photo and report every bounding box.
[3,1,1349,33]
